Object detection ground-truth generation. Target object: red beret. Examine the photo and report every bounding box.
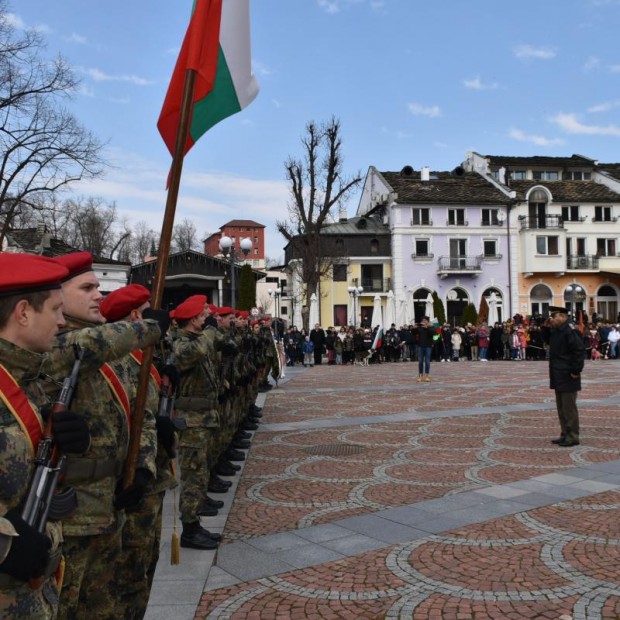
[100,284,151,322]
[185,294,209,305]
[54,251,93,281]
[214,306,235,316]
[170,294,207,320]
[236,310,249,318]
[206,303,217,313]
[0,253,69,297]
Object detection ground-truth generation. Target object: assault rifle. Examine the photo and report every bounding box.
[157,347,186,434]
[22,344,83,533]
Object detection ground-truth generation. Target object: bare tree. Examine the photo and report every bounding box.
[127,220,158,264]
[61,196,119,257]
[0,2,105,246]
[276,117,362,309]
[172,218,199,253]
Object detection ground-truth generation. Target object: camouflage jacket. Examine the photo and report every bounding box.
[172,329,220,428]
[103,353,157,480]
[41,317,160,537]
[0,338,62,599]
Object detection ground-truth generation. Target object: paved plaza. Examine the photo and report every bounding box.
[145,358,620,620]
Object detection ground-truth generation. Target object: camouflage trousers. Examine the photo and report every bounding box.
[57,527,122,620]
[178,428,216,523]
[114,490,166,620]
[0,576,59,620]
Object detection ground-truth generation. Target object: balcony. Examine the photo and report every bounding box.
[518,215,563,230]
[437,255,483,278]
[446,219,468,227]
[360,277,392,292]
[567,255,599,270]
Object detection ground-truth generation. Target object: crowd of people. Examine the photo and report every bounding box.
[0,251,278,620]
[281,314,620,366]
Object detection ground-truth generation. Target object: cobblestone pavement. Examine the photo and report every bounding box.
[146,359,620,619]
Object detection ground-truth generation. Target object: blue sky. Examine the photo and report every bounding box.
[12,0,620,261]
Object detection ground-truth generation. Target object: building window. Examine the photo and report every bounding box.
[414,239,430,257]
[411,207,431,225]
[447,208,466,226]
[483,240,498,257]
[254,248,259,255]
[536,236,559,255]
[254,237,258,243]
[332,264,347,281]
[511,170,527,180]
[532,171,559,180]
[561,205,580,222]
[481,209,499,226]
[562,171,591,180]
[361,264,384,292]
[594,206,613,222]
[370,239,379,254]
[597,238,616,256]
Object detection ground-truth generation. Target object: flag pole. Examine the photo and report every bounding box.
[123,68,196,488]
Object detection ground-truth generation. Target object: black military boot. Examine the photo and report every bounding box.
[235,430,252,440]
[218,458,241,472]
[231,438,251,449]
[180,522,219,550]
[203,496,224,509]
[208,476,231,493]
[215,461,238,477]
[196,501,218,517]
[225,448,246,461]
[241,420,259,431]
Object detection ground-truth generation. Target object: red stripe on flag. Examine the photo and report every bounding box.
[157,0,223,158]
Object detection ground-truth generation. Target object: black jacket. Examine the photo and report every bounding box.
[549,322,585,392]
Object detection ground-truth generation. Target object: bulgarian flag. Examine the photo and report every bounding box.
[371,326,383,351]
[157,0,260,158]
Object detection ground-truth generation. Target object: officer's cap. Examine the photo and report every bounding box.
[170,295,207,320]
[54,251,94,281]
[0,253,69,297]
[549,306,569,315]
[100,284,151,322]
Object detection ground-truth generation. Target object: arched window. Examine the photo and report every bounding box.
[370,239,379,254]
[530,283,552,316]
[446,287,469,325]
[597,285,619,323]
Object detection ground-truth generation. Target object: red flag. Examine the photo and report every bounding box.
[157,0,223,158]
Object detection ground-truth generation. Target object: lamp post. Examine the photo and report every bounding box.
[268,287,282,340]
[564,283,585,319]
[347,285,364,327]
[219,235,252,308]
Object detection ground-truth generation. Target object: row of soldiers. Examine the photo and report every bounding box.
[0,251,279,619]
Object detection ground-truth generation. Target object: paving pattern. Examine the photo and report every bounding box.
[154,359,620,619]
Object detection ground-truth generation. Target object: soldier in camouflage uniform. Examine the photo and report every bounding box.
[169,295,222,550]
[41,253,162,620]
[99,284,178,619]
[0,254,90,620]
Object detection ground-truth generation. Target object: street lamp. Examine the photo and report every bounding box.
[219,235,252,308]
[347,285,364,327]
[268,287,282,340]
[564,283,585,319]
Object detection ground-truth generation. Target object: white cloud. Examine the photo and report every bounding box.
[253,60,274,77]
[84,67,153,86]
[583,55,600,71]
[5,12,50,33]
[550,112,620,136]
[513,45,556,60]
[317,0,371,13]
[70,148,290,257]
[463,76,499,90]
[65,32,87,45]
[609,64,620,72]
[408,102,441,118]
[271,99,282,108]
[587,100,620,113]
[509,128,564,146]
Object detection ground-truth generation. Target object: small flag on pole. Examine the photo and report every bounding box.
[157,0,259,158]
[371,326,383,351]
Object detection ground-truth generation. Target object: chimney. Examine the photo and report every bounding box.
[338,206,347,222]
[420,167,430,182]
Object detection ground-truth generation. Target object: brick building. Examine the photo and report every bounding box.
[203,219,265,269]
